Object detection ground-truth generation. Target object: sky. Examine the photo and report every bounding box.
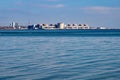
[0,0,120,28]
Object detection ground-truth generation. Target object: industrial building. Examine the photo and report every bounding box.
[28,22,90,30]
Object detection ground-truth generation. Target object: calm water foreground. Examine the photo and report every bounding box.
[0,36,120,80]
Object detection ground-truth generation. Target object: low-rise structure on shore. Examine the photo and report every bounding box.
[1,22,114,30]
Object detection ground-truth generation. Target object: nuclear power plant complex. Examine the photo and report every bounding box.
[28,22,90,30]
[0,22,109,30]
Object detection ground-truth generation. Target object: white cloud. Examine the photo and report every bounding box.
[55,4,64,8]
[35,4,64,8]
[81,6,120,14]
[46,0,60,2]
[15,1,23,5]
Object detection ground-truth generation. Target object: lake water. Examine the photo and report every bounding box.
[0,36,120,80]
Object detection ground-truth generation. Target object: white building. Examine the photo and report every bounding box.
[58,22,65,29]
[41,24,56,29]
[78,24,90,29]
[65,24,90,29]
[11,22,19,29]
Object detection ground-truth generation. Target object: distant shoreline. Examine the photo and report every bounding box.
[0,29,120,36]
[0,26,120,30]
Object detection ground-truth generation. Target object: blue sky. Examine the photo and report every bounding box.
[0,0,120,28]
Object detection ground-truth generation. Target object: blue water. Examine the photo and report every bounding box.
[0,36,120,80]
[0,29,120,36]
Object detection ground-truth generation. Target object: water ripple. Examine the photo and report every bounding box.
[0,36,120,80]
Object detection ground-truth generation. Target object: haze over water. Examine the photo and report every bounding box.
[0,36,120,80]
